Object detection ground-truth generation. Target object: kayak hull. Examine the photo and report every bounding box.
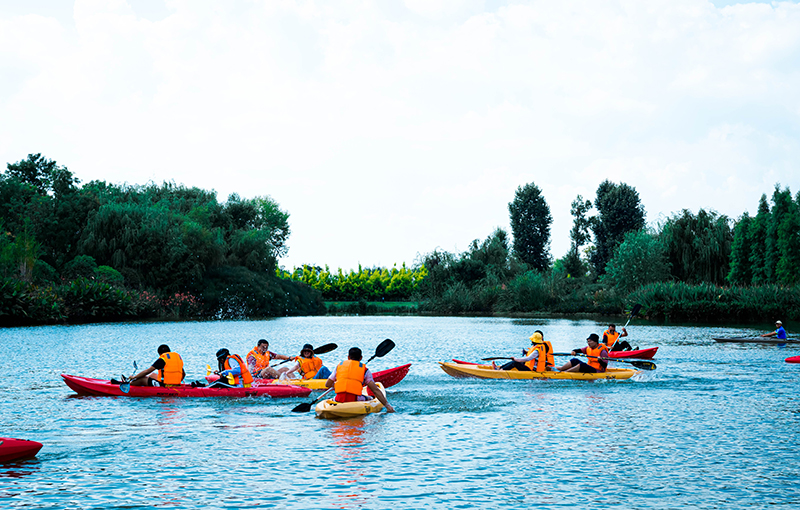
[786,356,800,363]
[439,362,637,381]
[62,374,311,398]
[315,383,385,419]
[0,438,42,463]
[714,337,799,344]
[608,347,658,359]
[206,363,411,391]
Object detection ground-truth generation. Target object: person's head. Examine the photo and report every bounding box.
[586,333,600,348]
[157,344,170,355]
[530,331,544,344]
[776,320,783,327]
[256,339,269,354]
[348,347,363,361]
[608,324,616,332]
[300,344,314,358]
[216,348,230,370]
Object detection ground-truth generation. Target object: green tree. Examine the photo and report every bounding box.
[602,230,670,293]
[508,183,552,271]
[590,180,646,275]
[749,194,770,284]
[776,190,800,285]
[765,186,793,283]
[659,209,732,285]
[727,212,753,285]
[564,195,592,277]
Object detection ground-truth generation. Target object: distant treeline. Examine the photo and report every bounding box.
[277,264,427,302]
[0,154,324,325]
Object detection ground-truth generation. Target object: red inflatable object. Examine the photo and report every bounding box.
[786,356,800,363]
[62,374,311,398]
[0,438,42,463]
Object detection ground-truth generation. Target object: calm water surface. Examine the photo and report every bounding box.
[1,316,799,509]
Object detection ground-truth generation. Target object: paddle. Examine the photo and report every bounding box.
[623,303,642,329]
[554,352,656,371]
[291,338,395,413]
[481,357,514,361]
[119,361,139,393]
[274,343,338,366]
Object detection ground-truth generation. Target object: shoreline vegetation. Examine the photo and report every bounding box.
[1,154,799,327]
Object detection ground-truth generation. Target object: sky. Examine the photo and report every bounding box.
[1,0,799,272]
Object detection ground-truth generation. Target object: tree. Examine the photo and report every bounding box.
[508,183,552,271]
[6,153,60,194]
[659,209,732,285]
[776,190,800,285]
[765,185,793,283]
[749,194,770,284]
[727,212,753,285]
[602,230,670,293]
[590,180,646,275]
[564,195,592,277]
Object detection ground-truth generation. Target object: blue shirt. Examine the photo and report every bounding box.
[776,326,787,340]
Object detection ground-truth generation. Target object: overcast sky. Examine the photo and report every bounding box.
[1,0,799,271]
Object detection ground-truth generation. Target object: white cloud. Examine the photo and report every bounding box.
[1,0,799,270]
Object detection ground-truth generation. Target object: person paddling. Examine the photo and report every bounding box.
[493,330,554,372]
[126,344,185,387]
[325,347,394,412]
[557,334,609,373]
[761,320,787,340]
[603,324,634,352]
[282,344,332,380]
[246,339,292,379]
[215,348,253,387]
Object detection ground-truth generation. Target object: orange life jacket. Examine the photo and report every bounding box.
[603,330,620,348]
[296,355,323,380]
[585,345,608,372]
[334,359,366,396]
[224,354,253,387]
[247,348,271,373]
[524,342,554,372]
[158,352,184,386]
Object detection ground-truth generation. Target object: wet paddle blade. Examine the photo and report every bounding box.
[366,339,395,363]
[313,343,338,355]
[629,303,642,318]
[291,402,313,413]
[628,360,656,371]
[120,382,131,393]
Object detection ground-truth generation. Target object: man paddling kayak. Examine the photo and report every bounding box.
[125,344,185,387]
[246,339,293,379]
[325,347,394,412]
[282,344,332,380]
[492,330,555,372]
[602,324,634,352]
[761,320,787,340]
[557,334,609,373]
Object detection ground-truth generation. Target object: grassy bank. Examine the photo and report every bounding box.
[324,301,420,316]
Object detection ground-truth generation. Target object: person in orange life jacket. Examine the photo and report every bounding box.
[127,344,185,387]
[557,334,609,373]
[245,339,292,379]
[603,324,634,352]
[282,344,332,380]
[325,347,394,412]
[215,348,254,387]
[493,330,554,372]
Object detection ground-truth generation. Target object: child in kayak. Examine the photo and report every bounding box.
[281,344,332,380]
[492,330,554,372]
[325,347,394,412]
[557,334,609,373]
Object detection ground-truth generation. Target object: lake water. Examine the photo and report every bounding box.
[1,316,799,509]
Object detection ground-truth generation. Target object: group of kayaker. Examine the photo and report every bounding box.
[492,323,639,375]
[119,339,394,412]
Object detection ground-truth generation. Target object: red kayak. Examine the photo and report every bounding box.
[786,356,800,363]
[0,438,42,463]
[609,347,658,359]
[206,363,412,390]
[62,374,311,398]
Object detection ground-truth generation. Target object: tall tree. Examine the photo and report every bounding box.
[660,209,732,285]
[776,190,800,285]
[590,180,646,275]
[727,212,753,285]
[765,186,793,283]
[603,230,670,293]
[508,183,552,271]
[749,194,770,284]
[563,195,592,277]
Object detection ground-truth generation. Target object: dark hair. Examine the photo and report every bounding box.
[157,344,170,355]
[257,339,269,346]
[587,333,600,342]
[216,348,230,360]
[348,347,363,361]
[608,324,616,328]
[534,329,544,338]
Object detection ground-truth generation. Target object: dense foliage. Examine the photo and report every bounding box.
[277,263,427,302]
[590,180,646,276]
[0,153,323,325]
[509,183,552,271]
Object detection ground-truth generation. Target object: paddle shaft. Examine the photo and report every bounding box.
[275,343,338,366]
[622,303,642,329]
[554,352,656,370]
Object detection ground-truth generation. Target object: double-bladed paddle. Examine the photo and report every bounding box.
[554,352,656,371]
[623,303,642,329]
[291,338,395,413]
[275,343,338,366]
[119,361,139,393]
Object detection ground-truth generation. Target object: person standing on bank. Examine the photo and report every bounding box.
[325,347,394,412]
[557,334,610,373]
[761,320,788,340]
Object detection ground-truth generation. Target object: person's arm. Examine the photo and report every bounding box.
[514,350,539,363]
[246,354,258,374]
[619,328,628,338]
[273,352,292,361]
[367,380,395,413]
[325,366,337,388]
[283,360,301,377]
[572,347,586,355]
[129,365,157,383]
[761,331,777,337]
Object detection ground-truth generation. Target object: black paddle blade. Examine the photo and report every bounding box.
[481,357,513,361]
[629,360,656,371]
[291,402,313,413]
[366,339,395,363]
[313,343,338,355]
[629,303,642,317]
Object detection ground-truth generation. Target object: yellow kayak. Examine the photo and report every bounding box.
[439,361,637,381]
[315,383,386,419]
